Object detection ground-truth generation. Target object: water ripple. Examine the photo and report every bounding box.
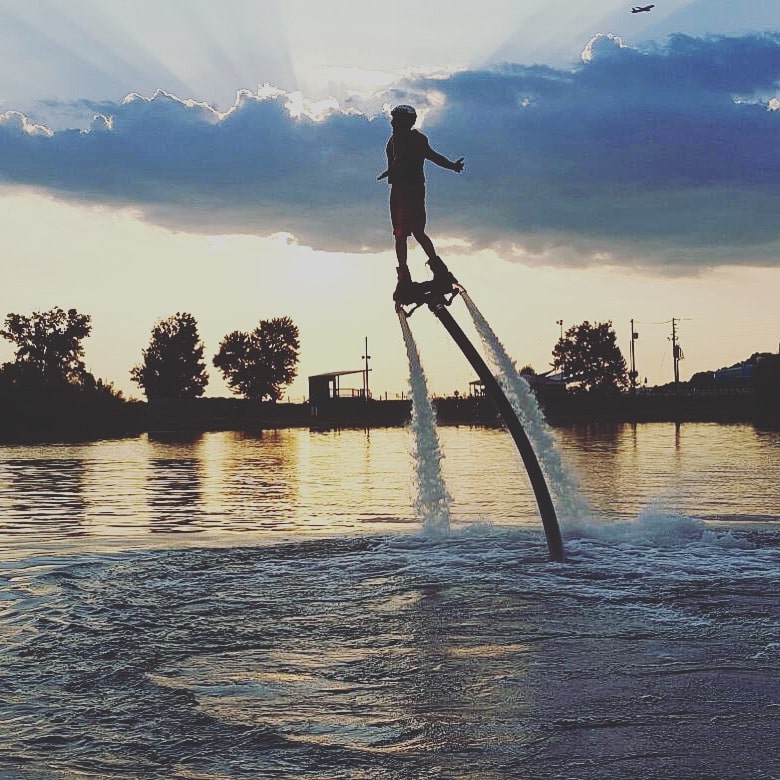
[1,531,778,778]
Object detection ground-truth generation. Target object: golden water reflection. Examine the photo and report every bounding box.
[0,423,777,558]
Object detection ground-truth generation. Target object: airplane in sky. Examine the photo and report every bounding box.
[631,4,655,12]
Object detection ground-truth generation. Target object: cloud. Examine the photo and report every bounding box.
[0,111,53,137]
[1,32,780,271]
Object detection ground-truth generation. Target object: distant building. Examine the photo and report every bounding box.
[307,369,409,426]
[470,370,565,396]
[308,370,369,406]
[712,352,773,389]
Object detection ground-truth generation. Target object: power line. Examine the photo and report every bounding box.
[634,318,693,326]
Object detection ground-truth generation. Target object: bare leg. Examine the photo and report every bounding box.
[411,229,437,261]
[395,237,408,267]
[393,237,412,302]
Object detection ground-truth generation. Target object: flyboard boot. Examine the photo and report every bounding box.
[393,265,415,304]
[427,255,458,295]
[395,257,460,315]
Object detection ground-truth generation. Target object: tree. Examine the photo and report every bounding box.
[552,320,628,394]
[131,312,208,399]
[0,307,91,386]
[213,316,300,400]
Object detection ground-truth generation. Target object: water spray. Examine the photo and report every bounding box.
[460,290,589,527]
[393,259,564,562]
[398,308,451,536]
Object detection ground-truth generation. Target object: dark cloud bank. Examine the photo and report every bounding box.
[2,33,780,271]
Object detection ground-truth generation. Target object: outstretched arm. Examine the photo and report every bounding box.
[426,146,465,173]
[378,140,393,180]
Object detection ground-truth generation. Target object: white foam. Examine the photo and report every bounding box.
[566,503,756,550]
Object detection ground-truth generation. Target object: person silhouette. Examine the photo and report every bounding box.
[377,105,464,301]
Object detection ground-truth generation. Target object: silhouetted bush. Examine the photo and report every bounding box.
[0,361,141,442]
[753,354,780,424]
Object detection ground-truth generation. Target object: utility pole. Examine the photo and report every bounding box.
[362,337,371,400]
[556,320,565,381]
[671,318,683,389]
[629,319,638,395]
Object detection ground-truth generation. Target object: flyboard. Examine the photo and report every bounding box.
[395,256,565,563]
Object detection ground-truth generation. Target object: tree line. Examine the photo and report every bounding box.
[3,308,776,407]
[7,306,699,402]
[0,308,300,401]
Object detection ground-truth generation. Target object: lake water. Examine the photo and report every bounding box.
[1,423,778,779]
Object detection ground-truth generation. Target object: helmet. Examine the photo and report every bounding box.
[391,104,417,123]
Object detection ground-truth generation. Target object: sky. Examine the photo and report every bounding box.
[1,0,779,401]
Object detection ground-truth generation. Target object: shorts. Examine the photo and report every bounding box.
[390,182,426,239]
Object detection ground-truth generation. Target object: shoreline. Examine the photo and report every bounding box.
[1,390,777,444]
